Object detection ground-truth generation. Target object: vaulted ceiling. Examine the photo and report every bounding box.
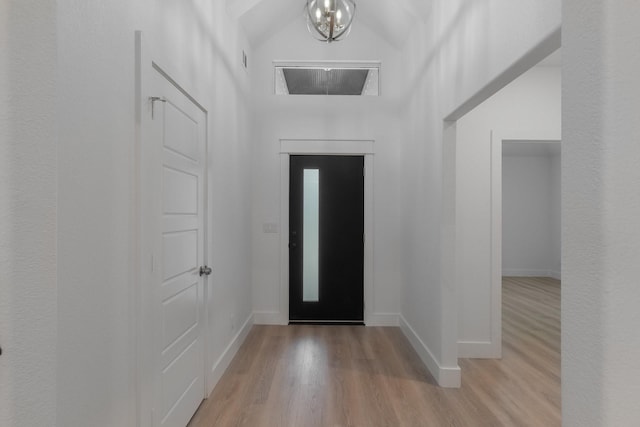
[226,0,433,49]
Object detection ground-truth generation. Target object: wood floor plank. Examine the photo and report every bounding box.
[189,277,561,426]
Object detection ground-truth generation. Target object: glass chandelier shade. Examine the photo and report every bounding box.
[306,0,356,43]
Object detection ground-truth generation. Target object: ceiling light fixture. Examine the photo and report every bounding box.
[306,0,356,43]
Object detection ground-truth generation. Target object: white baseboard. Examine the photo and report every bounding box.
[366,313,400,327]
[253,311,286,325]
[207,313,253,395]
[253,311,400,326]
[399,315,461,388]
[458,340,502,359]
[549,270,561,280]
[503,268,560,278]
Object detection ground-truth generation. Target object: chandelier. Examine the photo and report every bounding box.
[306,0,356,43]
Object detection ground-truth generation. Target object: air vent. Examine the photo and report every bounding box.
[275,61,380,96]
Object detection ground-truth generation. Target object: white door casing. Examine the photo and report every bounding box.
[488,130,561,359]
[142,63,208,427]
[276,139,375,326]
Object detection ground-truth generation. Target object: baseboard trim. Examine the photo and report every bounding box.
[253,311,286,325]
[458,340,502,359]
[254,311,400,327]
[503,269,561,279]
[399,315,461,388]
[366,313,400,327]
[207,313,253,395]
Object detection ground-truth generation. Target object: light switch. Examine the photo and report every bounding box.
[263,223,279,234]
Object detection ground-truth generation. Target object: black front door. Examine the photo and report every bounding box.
[289,155,364,322]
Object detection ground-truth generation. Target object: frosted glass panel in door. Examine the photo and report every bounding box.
[303,169,319,302]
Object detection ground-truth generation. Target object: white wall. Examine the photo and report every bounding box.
[7,1,639,425]
[0,1,57,425]
[3,0,254,425]
[502,143,561,278]
[455,66,561,357]
[250,19,404,325]
[399,0,560,386]
[550,150,561,276]
[57,2,253,424]
[563,1,640,425]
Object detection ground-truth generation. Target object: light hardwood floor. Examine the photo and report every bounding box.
[189,277,560,426]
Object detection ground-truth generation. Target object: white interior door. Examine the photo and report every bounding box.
[150,67,208,427]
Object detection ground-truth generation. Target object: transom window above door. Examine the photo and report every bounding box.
[274,60,380,96]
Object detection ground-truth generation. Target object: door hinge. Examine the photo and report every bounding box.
[150,96,166,119]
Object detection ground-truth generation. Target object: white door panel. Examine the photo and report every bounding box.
[162,231,198,281]
[160,340,202,427]
[162,284,199,349]
[149,66,207,427]
[161,320,200,369]
[164,102,199,161]
[163,216,198,234]
[163,167,198,214]
[161,270,199,302]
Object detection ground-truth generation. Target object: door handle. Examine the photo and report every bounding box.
[199,266,212,276]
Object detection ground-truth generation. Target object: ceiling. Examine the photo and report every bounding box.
[226,0,432,49]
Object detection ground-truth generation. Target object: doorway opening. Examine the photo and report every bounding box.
[501,140,561,280]
[449,48,561,359]
[277,139,374,325]
[441,39,561,364]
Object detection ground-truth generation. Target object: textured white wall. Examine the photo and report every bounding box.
[550,151,561,276]
[502,146,561,277]
[399,0,560,385]
[455,67,561,356]
[55,1,253,424]
[0,0,253,425]
[250,19,404,323]
[56,2,137,424]
[563,1,640,425]
[0,1,58,425]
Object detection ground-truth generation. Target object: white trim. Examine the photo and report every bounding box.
[502,269,562,280]
[366,313,400,327]
[279,139,375,325]
[280,139,374,155]
[133,31,145,427]
[488,131,503,359]
[207,313,253,395]
[279,154,291,325]
[441,121,459,366]
[273,60,382,69]
[489,129,561,360]
[253,311,283,325]
[400,316,461,388]
[458,341,499,359]
[135,32,213,426]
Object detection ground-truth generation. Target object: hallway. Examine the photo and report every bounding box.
[188,277,560,427]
